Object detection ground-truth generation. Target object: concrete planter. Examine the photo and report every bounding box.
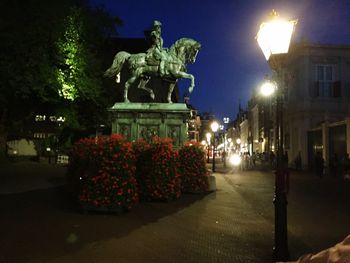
[208,175,216,192]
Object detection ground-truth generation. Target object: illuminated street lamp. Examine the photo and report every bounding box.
[210,121,219,172]
[257,10,297,62]
[257,10,297,262]
[236,138,241,152]
[260,80,277,97]
[222,117,230,167]
[206,132,212,163]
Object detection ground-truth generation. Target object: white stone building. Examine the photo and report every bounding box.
[281,43,350,168]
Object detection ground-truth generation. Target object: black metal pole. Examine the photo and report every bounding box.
[273,89,289,262]
[212,134,216,172]
[207,145,210,163]
[223,134,226,168]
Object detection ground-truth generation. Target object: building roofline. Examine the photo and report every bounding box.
[292,42,350,50]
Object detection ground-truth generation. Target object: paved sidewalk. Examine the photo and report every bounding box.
[1,162,349,262]
[0,162,274,263]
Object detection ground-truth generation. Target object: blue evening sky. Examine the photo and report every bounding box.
[90,0,350,121]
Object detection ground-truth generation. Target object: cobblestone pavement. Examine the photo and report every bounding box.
[0,162,350,262]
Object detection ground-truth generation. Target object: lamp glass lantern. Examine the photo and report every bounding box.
[257,11,297,61]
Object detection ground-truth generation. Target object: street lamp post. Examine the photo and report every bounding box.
[206,132,212,163]
[257,10,297,262]
[223,117,230,168]
[223,133,227,167]
[211,121,219,172]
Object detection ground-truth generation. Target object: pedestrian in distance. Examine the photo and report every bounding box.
[251,152,256,168]
[221,150,226,163]
[314,152,324,178]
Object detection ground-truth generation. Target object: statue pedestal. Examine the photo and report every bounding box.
[109,103,190,148]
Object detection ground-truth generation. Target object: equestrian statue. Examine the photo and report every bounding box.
[104,20,201,103]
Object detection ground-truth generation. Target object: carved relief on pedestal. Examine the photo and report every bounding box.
[167,125,180,146]
[119,124,131,141]
[139,125,159,143]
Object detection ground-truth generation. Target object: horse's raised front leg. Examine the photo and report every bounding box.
[188,74,195,94]
[173,71,195,94]
[137,78,155,100]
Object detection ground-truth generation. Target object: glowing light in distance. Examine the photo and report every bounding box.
[230,154,241,166]
[260,81,276,97]
[211,121,219,132]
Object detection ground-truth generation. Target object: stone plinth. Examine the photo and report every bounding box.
[109,103,190,148]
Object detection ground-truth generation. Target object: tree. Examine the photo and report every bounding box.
[0,0,121,158]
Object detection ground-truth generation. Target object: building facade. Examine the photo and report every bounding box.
[284,43,350,168]
[236,43,350,170]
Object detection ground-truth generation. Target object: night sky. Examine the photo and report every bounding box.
[90,0,350,121]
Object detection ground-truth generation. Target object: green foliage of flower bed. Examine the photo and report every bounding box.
[177,142,209,193]
[67,135,139,211]
[135,138,181,201]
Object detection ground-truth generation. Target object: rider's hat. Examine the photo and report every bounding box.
[153,20,162,27]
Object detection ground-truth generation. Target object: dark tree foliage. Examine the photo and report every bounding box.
[0,0,121,157]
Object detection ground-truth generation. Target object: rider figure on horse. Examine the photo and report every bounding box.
[148,20,167,77]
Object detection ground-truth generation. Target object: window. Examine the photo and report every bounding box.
[312,64,340,98]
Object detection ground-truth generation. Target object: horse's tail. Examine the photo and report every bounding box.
[104,51,130,78]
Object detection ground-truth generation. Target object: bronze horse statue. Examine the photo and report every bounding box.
[104,38,201,103]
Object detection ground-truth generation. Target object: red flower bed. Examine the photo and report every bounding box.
[177,142,209,193]
[67,134,138,211]
[67,134,211,213]
[132,139,150,160]
[135,137,181,201]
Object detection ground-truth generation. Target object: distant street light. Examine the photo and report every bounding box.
[236,138,241,152]
[222,117,230,168]
[229,153,241,166]
[211,121,219,132]
[257,9,297,262]
[210,121,219,172]
[260,80,277,97]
